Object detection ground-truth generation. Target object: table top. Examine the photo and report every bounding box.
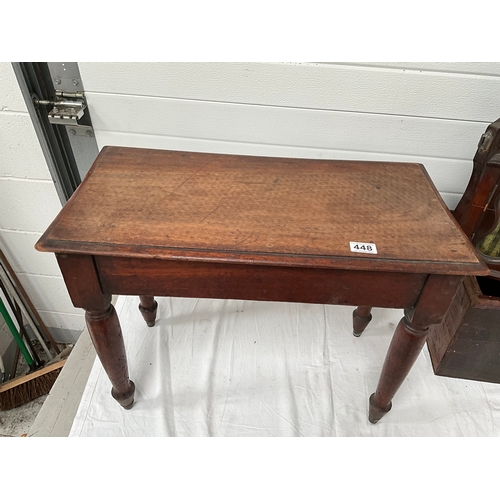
[36,146,487,275]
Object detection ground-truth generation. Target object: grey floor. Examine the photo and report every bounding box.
[0,297,119,437]
[0,393,48,437]
[0,320,94,437]
[0,320,47,437]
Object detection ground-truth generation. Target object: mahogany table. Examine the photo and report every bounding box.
[36,147,488,423]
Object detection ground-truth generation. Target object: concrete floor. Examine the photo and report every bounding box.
[0,319,46,437]
[0,394,47,437]
[0,319,94,437]
[0,296,120,437]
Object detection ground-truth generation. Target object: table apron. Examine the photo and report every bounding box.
[95,256,428,309]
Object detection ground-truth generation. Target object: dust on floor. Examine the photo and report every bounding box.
[0,394,47,437]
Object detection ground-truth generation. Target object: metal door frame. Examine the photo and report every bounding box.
[12,62,98,204]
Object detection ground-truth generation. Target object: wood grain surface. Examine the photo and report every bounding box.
[36,147,487,274]
[95,256,428,309]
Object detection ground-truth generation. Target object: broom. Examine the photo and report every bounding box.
[0,280,43,370]
[0,297,65,411]
[0,359,66,411]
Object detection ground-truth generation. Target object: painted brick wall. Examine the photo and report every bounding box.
[2,62,500,346]
[79,62,500,209]
[0,62,85,343]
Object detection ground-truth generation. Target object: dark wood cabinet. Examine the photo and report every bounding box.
[427,118,500,383]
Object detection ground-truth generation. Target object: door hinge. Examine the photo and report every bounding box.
[33,90,87,126]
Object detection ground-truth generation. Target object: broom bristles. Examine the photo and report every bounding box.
[0,360,65,411]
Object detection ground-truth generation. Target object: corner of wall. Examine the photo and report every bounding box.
[0,62,86,344]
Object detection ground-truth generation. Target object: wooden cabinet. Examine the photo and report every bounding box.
[427,117,500,383]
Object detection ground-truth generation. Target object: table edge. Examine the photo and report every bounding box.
[35,238,489,275]
[35,147,488,276]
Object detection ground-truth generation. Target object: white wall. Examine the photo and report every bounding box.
[0,62,86,343]
[2,61,499,345]
[79,62,500,209]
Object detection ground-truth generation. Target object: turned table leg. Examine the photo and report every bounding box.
[369,312,427,423]
[353,306,372,336]
[85,298,135,408]
[138,295,158,327]
[369,274,463,423]
[57,254,135,409]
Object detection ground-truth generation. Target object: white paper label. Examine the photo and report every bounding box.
[350,242,377,254]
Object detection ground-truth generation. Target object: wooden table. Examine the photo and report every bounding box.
[36,147,488,423]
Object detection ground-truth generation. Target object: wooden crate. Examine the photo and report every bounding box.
[427,275,500,384]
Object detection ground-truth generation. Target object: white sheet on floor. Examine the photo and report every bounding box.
[70,295,500,437]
